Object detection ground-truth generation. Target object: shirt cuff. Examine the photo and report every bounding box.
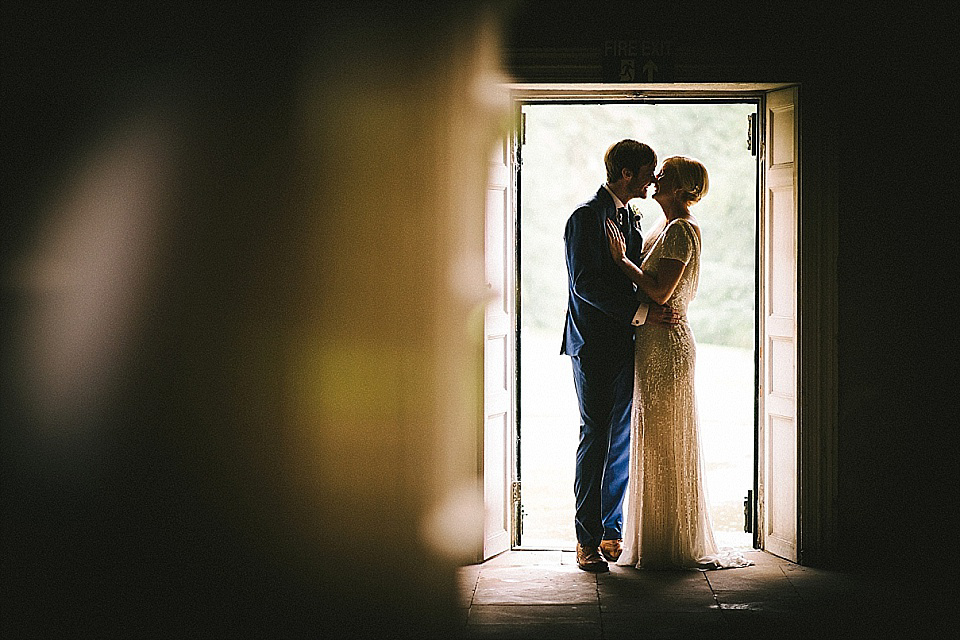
[631,303,649,326]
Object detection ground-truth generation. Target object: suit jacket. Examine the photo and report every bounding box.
[561,186,646,358]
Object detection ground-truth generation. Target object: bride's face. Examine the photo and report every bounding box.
[652,167,678,201]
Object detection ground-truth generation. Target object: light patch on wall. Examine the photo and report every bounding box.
[420,483,484,561]
[312,342,402,420]
[12,112,175,435]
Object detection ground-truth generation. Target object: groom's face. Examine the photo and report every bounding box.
[626,162,657,200]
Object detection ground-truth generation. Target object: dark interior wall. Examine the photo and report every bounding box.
[2,4,354,636]
[3,2,493,638]
[500,0,948,581]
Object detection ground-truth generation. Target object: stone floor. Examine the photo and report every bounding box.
[454,550,944,639]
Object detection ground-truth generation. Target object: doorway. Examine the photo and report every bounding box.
[516,101,758,550]
[482,84,813,565]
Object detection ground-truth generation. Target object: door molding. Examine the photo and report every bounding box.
[495,83,837,566]
[794,85,839,567]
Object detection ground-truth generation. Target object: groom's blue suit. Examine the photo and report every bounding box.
[561,186,646,547]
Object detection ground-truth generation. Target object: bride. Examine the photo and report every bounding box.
[605,156,750,570]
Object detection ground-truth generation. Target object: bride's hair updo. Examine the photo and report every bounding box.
[662,156,709,204]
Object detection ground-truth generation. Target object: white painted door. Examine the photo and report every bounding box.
[760,87,799,561]
[483,133,515,559]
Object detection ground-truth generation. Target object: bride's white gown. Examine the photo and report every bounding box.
[617,218,751,570]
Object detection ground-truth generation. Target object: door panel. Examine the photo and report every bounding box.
[483,135,514,559]
[761,87,798,561]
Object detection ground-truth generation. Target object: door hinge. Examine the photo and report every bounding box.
[514,113,525,174]
[511,481,523,544]
[747,113,757,156]
[743,489,755,533]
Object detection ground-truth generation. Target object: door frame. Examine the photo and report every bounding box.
[491,82,837,565]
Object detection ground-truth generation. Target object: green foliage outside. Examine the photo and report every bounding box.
[520,103,757,349]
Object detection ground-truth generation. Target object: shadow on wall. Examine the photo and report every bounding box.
[2,3,511,637]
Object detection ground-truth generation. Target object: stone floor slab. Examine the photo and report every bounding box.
[705,565,793,591]
[456,565,481,606]
[718,608,822,638]
[600,566,713,591]
[468,604,600,625]
[602,610,728,640]
[459,549,899,638]
[600,590,719,613]
[479,550,564,567]
[712,588,803,605]
[473,565,599,605]
[742,550,790,567]
[457,563,482,582]
[460,622,601,639]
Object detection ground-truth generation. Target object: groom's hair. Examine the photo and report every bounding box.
[605,140,656,183]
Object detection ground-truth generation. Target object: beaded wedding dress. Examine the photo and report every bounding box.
[617,218,751,570]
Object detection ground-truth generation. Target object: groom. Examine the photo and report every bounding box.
[561,139,679,572]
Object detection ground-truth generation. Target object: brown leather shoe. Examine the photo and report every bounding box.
[599,539,622,562]
[576,543,609,572]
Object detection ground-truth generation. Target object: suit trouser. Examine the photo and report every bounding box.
[570,349,633,547]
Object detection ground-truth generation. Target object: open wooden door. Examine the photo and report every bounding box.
[759,86,799,561]
[482,133,515,559]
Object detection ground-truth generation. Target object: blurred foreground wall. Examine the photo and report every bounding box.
[2,3,509,637]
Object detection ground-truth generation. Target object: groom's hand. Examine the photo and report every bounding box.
[647,304,683,325]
